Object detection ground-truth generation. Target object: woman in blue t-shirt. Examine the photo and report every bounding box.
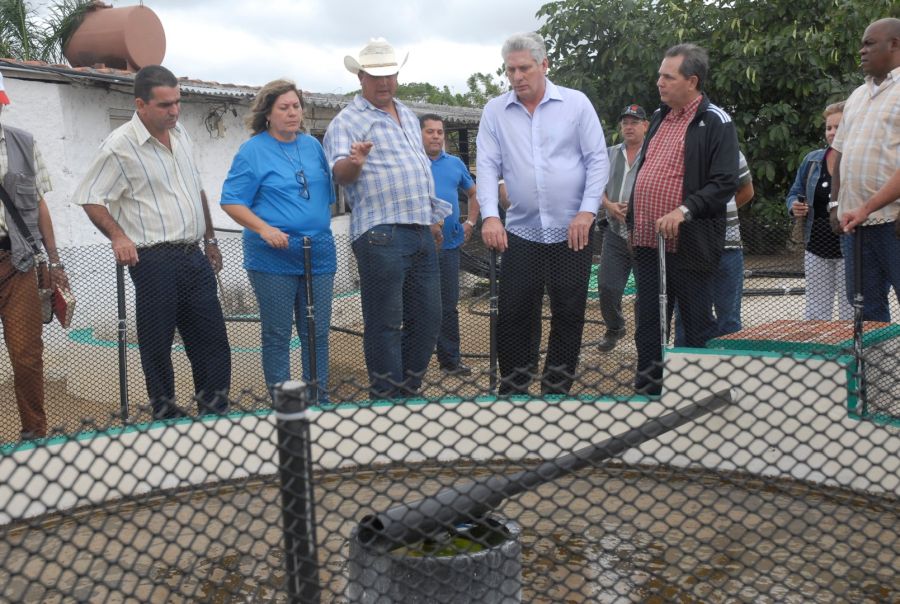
[221,79,336,401]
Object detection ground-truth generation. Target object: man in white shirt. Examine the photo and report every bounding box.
[74,65,230,419]
[477,32,609,395]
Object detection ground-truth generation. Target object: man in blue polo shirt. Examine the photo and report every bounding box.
[421,113,479,376]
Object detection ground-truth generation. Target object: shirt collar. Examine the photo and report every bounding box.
[667,94,703,119]
[129,111,181,145]
[352,93,409,114]
[865,65,900,96]
[429,149,450,162]
[504,77,562,109]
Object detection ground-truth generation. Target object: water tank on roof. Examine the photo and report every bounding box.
[64,5,166,71]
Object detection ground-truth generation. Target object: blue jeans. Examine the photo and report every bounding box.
[841,223,900,323]
[129,244,231,416]
[248,270,334,402]
[437,246,462,367]
[352,224,441,398]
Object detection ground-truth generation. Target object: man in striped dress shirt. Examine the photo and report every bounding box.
[74,65,230,419]
[627,44,739,396]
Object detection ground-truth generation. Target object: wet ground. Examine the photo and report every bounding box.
[2,462,897,603]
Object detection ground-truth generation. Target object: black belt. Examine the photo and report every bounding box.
[142,240,199,254]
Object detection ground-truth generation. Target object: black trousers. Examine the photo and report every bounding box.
[129,243,231,416]
[497,232,593,395]
[632,246,715,395]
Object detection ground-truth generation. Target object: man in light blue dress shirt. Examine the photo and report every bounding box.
[477,32,609,395]
[324,39,451,399]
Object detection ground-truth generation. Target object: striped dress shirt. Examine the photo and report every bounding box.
[323,95,450,241]
[0,126,52,235]
[73,112,207,246]
[832,66,900,225]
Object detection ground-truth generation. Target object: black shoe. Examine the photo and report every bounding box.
[441,362,473,377]
[597,329,626,352]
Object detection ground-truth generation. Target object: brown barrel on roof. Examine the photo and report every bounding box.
[64,5,166,72]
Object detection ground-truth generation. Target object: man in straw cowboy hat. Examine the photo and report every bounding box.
[324,38,451,399]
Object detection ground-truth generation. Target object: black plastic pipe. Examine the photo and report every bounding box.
[357,388,733,553]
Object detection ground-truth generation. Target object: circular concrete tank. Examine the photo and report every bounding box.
[64,5,165,71]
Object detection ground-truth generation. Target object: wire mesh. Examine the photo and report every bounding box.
[1,221,898,603]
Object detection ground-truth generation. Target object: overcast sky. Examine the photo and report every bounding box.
[52,0,550,94]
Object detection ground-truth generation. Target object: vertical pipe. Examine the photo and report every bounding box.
[302,237,319,403]
[657,232,668,362]
[489,248,499,394]
[274,380,320,604]
[116,264,129,421]
[852,230,867,415]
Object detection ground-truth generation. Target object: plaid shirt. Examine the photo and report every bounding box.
[831,66,900,225]
[323,95,451,240]
[632,95,703,251]
[0,125,52,236]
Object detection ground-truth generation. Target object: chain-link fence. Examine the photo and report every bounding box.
[1,219,898,602]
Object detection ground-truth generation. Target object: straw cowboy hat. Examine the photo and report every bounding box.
[344,38,408,77]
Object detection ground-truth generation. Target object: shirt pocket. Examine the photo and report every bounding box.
[14,173,40,210]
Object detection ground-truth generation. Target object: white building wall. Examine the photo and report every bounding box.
[1,74,248,247]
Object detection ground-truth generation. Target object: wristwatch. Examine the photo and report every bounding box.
[204,238,219,246]
[465,219,476,228]
[677,205,692,221]
[827,201,839,211]
[48,261,65,270]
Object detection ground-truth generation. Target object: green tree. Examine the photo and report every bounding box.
[395,81,466,106]
[0,0,93,63]
[539,0,897,249]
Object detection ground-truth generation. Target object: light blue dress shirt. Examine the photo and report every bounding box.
[476,79,609,243]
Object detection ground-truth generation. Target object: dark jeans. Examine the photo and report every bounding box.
[129,244,231,416]
[841,223,900,322]
[497,232,593,395]
[633,246,715,394]
[436,246,462,367]
[597,227,632,334]
[352,224,441,398]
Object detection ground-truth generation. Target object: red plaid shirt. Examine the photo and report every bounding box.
[632,95,702,251]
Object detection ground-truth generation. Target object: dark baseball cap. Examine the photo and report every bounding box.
[619,104,647,121]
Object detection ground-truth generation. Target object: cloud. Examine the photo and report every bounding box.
[150,0,547,92]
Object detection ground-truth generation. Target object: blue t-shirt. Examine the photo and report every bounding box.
[430,151,474,250]
[221,131,336,275]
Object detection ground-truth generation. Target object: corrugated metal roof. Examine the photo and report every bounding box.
[0,59,482,126]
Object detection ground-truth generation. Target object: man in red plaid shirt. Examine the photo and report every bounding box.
[627,43,739,395]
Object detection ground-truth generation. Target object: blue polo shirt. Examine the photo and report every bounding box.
[429,151,474,250]
[221,131,336,275]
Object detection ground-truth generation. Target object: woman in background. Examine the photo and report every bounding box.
[221,79,335,401]
[786,101,850,320]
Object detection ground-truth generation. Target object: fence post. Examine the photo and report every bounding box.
[302,237,319,403]
[116,264,129,421]
[852,230,867,415]
[489,248,499,394]
[274,380,320,603]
